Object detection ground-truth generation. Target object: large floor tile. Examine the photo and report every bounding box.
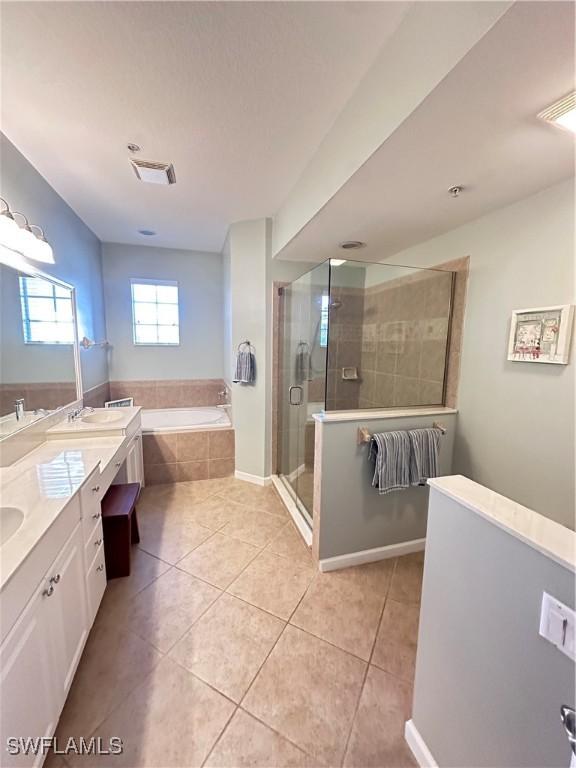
[243,625,366,766]
[126,567,221,652]
[205,709,314,768]
[169,593,284,701]
[138,515,213,564]
[68,657,235,768]
[56,625,162,740]
[185,494,252,531]
[227,551,314,620]
[325,558,396,598]
[388,552,424,603]
[219,505,286,547]
[343,665,415,768]
[177,533,260,588]
[266,522,313,567]
[290,573,385,660]
[221,480,288,518]
[372,599,420,681]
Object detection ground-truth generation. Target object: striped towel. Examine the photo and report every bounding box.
[233,349,256,384]
[370,431,411,494]
[408,428,442,486]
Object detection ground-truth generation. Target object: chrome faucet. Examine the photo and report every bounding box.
[14,398,25,421]
[217,386,229,403]
[67,406,95,422]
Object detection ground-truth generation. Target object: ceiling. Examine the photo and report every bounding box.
[276,1,576,263]
[1,1,411,253]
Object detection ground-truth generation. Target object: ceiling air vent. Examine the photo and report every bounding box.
[130,159,176,185]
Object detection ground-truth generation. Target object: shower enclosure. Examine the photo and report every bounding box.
[276,258,455,531]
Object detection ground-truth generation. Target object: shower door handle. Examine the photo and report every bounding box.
[289,386,303,406]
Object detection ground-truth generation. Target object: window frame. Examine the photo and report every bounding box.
[130,278,180,347]
[19,274,75,346]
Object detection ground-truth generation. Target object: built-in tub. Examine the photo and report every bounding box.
[141,406,231,434]
[141,406,235,484]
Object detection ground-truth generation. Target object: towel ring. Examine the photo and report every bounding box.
[237,340,255,352]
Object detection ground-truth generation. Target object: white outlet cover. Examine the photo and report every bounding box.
[539,592,575,661]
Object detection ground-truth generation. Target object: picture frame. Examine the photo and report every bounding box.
[507,305,574,364]
[105,397,134,408]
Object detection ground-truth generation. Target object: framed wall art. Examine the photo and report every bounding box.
[507,305,574,364]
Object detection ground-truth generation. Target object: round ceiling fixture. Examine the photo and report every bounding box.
[338,240,366,250]
[138,229,156,236]
[127,143,141,153]
[448,185,464,198]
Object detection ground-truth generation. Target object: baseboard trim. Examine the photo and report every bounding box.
[270,476,313,547]
[404,720,438,768]
[234,470,271,486]
[319,538,425,572]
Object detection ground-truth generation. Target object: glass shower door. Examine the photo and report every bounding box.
[277,262,329,525]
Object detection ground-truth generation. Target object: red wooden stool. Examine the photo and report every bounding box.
[101,483,140,579]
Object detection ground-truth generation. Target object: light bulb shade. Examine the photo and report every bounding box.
[0,212,21,251]
[28,235,54,264]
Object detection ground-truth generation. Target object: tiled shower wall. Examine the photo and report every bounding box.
[326,287,365,410]
[358,270,453,409]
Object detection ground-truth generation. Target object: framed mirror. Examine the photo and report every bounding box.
[0,260,82,439]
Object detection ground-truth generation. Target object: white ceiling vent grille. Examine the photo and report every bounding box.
[130,159,176,185]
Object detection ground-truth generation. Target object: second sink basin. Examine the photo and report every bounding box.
[0,507,24,546]
[82,411,124,425]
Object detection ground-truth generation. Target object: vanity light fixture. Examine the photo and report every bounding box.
[0,199,54,264]
[539,92,576,134]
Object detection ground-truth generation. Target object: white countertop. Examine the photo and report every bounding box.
[428,475,576,573]
[0,436,124,591]
[314,406,457,423]
[47,406,141,436]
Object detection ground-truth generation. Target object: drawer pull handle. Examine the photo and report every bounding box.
[96,563,104,572]
[43,584,54,598]
[92,512,101,520]
[50,574,61,584]
[94,538,102,546]
[92,485,100,493]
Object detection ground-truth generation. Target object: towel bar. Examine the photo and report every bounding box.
[357,421,447,445]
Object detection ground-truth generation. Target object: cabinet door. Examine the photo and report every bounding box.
[47,523,89,698]
[125,433,144,488]
[0,581,58,768]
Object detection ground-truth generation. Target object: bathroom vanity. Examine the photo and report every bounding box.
[0,407,143,767]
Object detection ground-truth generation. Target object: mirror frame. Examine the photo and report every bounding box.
[0,249,83,440]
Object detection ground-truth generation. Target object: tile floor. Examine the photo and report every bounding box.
[54,477,422,768]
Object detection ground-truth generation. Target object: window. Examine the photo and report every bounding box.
[319,294,329,347]
[131,280,180,345]
[19,275,74,344]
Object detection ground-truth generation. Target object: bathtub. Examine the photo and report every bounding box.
[141,406,232,434]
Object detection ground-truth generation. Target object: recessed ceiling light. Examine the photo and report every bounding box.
[338,240,366,250]
[138,229,156,236]
[538,92,576,133]
[330,259,346,266]
[130,159,176,185]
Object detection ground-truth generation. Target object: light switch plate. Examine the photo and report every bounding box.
[539,592,575,660]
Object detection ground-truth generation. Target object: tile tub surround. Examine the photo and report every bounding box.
[82,381,111,409]
[143,428,235,484]
[57,476,421,767]
[0,381,77,415]
[109,379,226,409]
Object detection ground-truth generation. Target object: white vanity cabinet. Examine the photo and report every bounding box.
[125,432,144,487]
[0,523,88,768]
[80,468,107,626]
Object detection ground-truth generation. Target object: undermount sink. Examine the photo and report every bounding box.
[82,411,124,425]
[0,507,24,546]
